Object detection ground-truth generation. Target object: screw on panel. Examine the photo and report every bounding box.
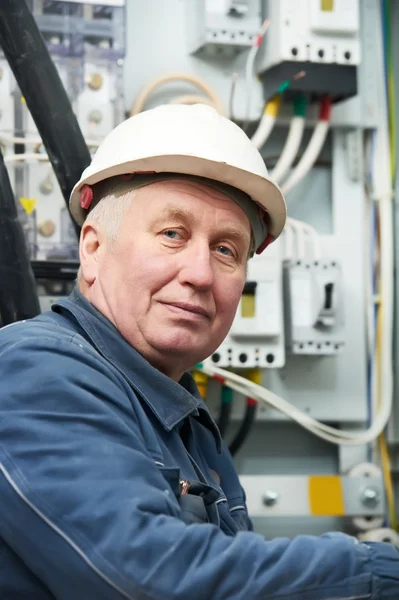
[263,491,279,507]
[88,73,104,91]
[360,486,381,509]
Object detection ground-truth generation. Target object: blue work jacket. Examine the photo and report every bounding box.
[0,288,398,599]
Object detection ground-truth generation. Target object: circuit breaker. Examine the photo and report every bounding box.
[283,258,344,355]
[19,0,126,261]
[257,0,360,102]
[185,0,261,55]
[210,239,285,368]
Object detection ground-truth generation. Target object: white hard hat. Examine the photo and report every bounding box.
[70,103,286,252]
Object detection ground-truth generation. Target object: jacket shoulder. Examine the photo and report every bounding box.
[0,312,88,354]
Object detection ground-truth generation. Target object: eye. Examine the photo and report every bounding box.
[216,245,234,257]
[162,229,181,239]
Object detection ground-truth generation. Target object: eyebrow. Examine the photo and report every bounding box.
[151,205,251,247]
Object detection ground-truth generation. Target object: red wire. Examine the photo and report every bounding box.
[319,96,332,121]
[247,397,258,407]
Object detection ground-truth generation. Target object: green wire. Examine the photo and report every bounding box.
[221,385,233,404]
[276,80,290,95]
[293,94,307,117]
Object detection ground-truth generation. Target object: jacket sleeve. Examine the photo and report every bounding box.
[0,333,398,600]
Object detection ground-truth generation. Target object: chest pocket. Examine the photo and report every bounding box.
[158,467,220,526]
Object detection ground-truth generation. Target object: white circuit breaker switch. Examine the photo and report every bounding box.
[209,239,286,368]
[309,0,360,36]
[228,1,250,18]
[231,281,282,338]
[284,259,344,355]
[185,0,261,54]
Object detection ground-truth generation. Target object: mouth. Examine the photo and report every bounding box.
[161,302,210,320]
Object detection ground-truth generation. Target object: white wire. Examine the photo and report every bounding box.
[245,44,259,126]
[368,0,394,448]
[0,134,42,146]
[270,116,305,183]
[287,217,322,261]
[0,133,102,148]
[283,218,322,262]
[250,113,276,150]
[199,361,393,445]
[4,153,49,163]
[283,220,295,261]
[285,217,306,260]
[244,20,270,127]
[281,120,330,195]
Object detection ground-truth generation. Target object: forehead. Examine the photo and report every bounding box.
[135,178,251,224]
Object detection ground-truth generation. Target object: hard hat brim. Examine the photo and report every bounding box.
[70,154,286,239]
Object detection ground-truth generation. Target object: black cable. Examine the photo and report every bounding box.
[0,0,91,238]
[0,146,40,325]
[217,385,233,438]
[218,402,232,439]
[228,401,257,457]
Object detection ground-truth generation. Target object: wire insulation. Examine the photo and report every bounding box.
[281,97,332,195]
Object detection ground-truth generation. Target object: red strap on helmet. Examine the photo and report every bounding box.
[80,184,93,210]
[256,233,273,254]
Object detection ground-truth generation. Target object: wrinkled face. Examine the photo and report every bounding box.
[80,179,251,380]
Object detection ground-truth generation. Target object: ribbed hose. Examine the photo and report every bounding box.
[0,146,40,325]
[0,0,91,238]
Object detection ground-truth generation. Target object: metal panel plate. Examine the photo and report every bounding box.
[240,474,384,517]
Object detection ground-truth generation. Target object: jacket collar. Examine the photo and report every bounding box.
[52,288,221,451]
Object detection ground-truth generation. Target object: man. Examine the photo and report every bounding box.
[0,104,397,599]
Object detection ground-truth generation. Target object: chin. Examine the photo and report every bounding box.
[151,334,212,362]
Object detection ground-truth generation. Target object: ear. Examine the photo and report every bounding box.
[79,222,106,285]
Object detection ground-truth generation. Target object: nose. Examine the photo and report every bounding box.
[177,242,214,291]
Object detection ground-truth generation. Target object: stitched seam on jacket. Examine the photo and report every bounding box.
[0,463,135,600]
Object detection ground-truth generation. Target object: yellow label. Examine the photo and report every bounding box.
[321,0,334,11]
[241,294,255,318]
[20,197,37,215]
[20,96,26,104]
[309,476,345,516]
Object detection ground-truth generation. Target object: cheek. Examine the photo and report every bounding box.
[214,277,244,323]
[111,243,178,295]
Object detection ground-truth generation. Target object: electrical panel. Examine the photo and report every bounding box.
[185,0,261,55]
[283,258,344,355]
[14,0,126,261]
[210,239,285,368]
[257,0,360,103]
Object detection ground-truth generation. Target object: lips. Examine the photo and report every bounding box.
[161,302,210,319]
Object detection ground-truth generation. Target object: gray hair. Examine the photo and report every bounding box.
[76,188,137,284]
